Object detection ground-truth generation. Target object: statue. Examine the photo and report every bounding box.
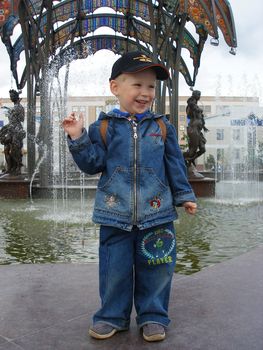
[183,90,209,178]
[0,89,26,176]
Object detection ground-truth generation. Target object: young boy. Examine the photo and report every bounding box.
[62,51,197,342]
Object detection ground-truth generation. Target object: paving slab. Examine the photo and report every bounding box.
[0,245,262,350]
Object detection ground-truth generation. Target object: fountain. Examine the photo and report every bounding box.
[183,89,216,197]
[1,185,262,274]
[0,59,262,275]
[0,0,237,195]
[204,104,263,204]
[1,1,261,275]
[0,89,30,198]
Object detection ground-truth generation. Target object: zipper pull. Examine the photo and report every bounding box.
[133,126,138,139]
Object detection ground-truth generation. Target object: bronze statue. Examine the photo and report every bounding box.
[0,89,26,175]
[183,90,208,177]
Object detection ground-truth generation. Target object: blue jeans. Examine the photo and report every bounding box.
[93,222,176,329]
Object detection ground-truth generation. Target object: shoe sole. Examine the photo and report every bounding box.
[89,328,117,340]
[143,332,166,342]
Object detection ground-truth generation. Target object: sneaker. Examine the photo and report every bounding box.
[142,323,166,342]
[89,322,118,340]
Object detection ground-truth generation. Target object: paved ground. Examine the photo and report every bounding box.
[0,246,263,350]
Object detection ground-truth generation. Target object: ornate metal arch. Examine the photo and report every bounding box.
[0,0,237,179]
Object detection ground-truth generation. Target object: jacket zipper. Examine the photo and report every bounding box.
[129,117,138,224]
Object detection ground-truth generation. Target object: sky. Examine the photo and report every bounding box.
[0,0,263,104]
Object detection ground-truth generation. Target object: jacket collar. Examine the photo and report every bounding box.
[98,109,163,121]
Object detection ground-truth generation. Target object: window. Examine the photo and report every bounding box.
[216,105,230,115]
[234,149,240,160]
[179,105,186,112]
[79,106,86,113]
[179,115,185,122]
[204,105,211,113]
[96,106,104,119]
[216,129,224,140]
[72,106,86,114]
[232,129,240,141]
[35,107,41,123]
[247,129,256,147]
[217,148,224,161]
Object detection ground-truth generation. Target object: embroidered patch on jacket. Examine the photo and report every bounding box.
[150,196,162,209]
[104,194,119,207]
[148,131,162,144]
[140,228,175,265]
[149,133,162,137]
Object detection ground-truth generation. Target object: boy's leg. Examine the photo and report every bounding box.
[92,225,135,330]
[134,222,176,328]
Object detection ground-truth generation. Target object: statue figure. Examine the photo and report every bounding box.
[0,89,26,175]
[183,90,209,177]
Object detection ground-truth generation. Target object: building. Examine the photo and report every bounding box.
[204,104,263,171]
[0,95,262,173]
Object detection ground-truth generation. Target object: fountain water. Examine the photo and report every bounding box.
[1,52,263,274]
[27,45,97,233]
[204,102,263,205]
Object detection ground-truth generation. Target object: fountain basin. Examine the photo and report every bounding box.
[1,182,262,275]
[0,174,32,199]
[189,177,216,197]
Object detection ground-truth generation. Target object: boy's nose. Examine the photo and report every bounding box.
[141,88,150,97]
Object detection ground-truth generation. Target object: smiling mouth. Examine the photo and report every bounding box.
[136,100,148,105]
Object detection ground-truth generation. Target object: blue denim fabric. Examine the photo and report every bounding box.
[93,222,176,329]
[68,110,196,231]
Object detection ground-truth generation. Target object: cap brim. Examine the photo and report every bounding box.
[123,63,170,80]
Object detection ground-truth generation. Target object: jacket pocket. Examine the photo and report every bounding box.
[95,167,131,217]
[138,167,173,219]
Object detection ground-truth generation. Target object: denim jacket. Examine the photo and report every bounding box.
[68,110,196,231]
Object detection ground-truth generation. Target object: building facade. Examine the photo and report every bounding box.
[0,95,262,173]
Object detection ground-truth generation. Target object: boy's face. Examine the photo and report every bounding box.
[110,69,156,115]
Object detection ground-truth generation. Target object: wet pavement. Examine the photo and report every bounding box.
[0,245,263,350]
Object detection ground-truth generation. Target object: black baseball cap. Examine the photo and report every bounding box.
[109,51,169,81]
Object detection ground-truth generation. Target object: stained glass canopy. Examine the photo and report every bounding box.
[0,0,237,178]
[1,0,237,91]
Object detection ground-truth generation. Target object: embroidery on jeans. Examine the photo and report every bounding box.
[104,194,119,207]
[140,228,175,265]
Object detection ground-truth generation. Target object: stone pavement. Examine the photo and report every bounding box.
[0,246,262,350]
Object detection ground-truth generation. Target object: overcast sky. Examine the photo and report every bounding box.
[0,0,263,104]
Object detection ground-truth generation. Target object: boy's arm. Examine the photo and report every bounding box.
[164,119,197,206]
[67,121,106,175]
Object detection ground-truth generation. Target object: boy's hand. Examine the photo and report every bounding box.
[61,112,84,140]
[182,201,197,215]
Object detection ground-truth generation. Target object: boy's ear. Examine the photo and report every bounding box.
[110,79,119,97]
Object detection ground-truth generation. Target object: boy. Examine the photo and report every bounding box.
[62,51,197,342]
